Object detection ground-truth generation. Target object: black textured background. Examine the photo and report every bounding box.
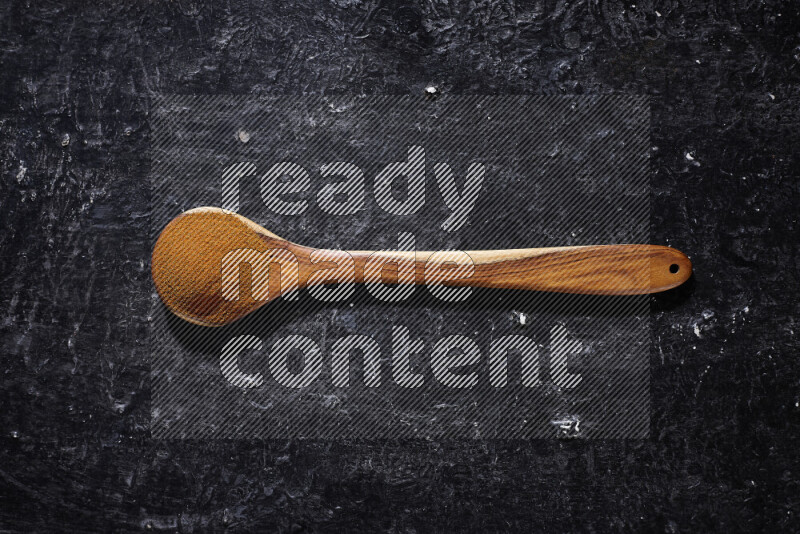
[1,0,798,531]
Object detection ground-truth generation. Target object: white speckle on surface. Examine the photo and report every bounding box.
[113,399,129,413]
[691,310,715,338]
[10,430,19,438]
[768,93,775,100]
[16,164,27,182]
[247,400,272,411]
[237,130,250,143]
[685,151,701,166]
[321,394,340,408]
[424,85,440,98]
[551,415,581,437]
[61,133,70,146]
[327,102,350,113]
[655,10,662,16]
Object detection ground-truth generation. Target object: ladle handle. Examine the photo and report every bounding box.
[341,244,691,295]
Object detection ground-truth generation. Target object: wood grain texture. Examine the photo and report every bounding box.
[151,207,692,326]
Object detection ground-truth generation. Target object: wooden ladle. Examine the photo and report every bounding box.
[151,207,692,327]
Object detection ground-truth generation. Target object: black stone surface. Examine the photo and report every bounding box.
[1,0,798,531]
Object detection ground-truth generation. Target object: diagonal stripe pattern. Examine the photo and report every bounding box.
[149,95,651,439]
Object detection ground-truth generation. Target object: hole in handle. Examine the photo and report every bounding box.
[669,263,680,274]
